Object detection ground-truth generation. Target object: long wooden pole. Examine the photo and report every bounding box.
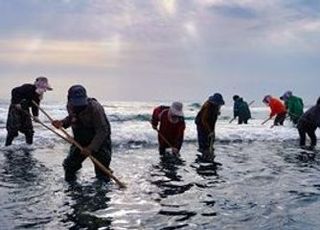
[32,101,126,188]
[153,127,181,156]
[155,128,173,148]
[261,117,272,125]
[32,101,73,140]
[208,132,215,156]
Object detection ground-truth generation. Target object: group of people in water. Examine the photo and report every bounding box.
[153,91,319,158]
[4,77,320,182]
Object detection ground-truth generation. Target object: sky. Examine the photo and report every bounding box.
[0,0,319,105]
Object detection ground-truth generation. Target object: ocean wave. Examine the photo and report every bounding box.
[0,102,315,151]
[109,114,151,122]
[188,103,201,110]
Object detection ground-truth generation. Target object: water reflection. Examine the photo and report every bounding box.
[61,181,112,229]
[151,155,193,198]
[1,148,40,185]
[150,154,196,227]
[192,153,219,178]
[0,148,53,228]
[280,143,319,166]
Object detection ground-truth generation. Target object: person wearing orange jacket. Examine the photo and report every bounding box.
[263,95,287,126]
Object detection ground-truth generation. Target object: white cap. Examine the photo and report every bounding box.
[169,101,184,117]
[34,76,53,91]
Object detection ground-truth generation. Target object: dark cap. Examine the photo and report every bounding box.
[263,95,271,103]
[208,93,225,105]
[233,95,240,101]
[67,85,88,106]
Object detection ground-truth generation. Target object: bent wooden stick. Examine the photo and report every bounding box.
[155,128,173,148]
[39,119,126,188]
[261,117,272,125]
[32,101,73,140]
[32,101,126,188]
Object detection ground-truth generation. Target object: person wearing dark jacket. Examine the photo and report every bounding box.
[52,85,112,181]
[5,77,52,146]
[233,95,251,124]
[151,102,185,156]
[297,97,320,149]
[195,93,225,155]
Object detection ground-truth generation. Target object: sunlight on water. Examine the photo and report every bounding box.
[0,102,320,229]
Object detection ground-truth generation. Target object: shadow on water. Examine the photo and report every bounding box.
[61,180,112,229]
[280,142,320,167]
[1,148,40,184]
[192,153,220,178]
[151,154,193,198]
[150,154,196,229]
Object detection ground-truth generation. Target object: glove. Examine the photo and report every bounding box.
[52,120,63,129]
[81,148,92,157]
[33,116,40,123]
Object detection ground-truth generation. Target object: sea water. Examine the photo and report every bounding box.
[0,101,319,229]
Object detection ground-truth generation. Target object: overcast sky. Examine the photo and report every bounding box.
[0,0,319,105]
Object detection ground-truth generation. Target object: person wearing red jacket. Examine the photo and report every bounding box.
[151,102,185,156]
[263,95,287,126]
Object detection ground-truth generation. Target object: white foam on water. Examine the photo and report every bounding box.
[0,101,317,148]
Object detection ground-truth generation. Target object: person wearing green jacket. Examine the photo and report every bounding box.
[232,95,251,124]
[280,91,304,125]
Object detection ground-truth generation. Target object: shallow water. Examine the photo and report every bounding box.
[1,141,320,229]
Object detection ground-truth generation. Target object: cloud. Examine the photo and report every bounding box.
[0,38,128,69]
[0,0,319,103]
[209,4,257,19]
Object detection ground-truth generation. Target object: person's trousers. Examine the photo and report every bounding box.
[5,105,34,146]
[298,124,317,147]
[63,145,112,181]
[274,112,287,126]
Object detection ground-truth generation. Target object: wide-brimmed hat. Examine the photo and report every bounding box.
[208,93,225,105]
[34,76,53,91]
[169,101,184,117]
[67,85,88,106]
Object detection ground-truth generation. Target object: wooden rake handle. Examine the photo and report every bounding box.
[261,117,271,125]
[32,101,126,188]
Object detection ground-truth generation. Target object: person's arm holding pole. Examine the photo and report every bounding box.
[33,101,126,188]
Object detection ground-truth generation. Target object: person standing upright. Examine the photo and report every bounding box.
[5,76,53,146]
